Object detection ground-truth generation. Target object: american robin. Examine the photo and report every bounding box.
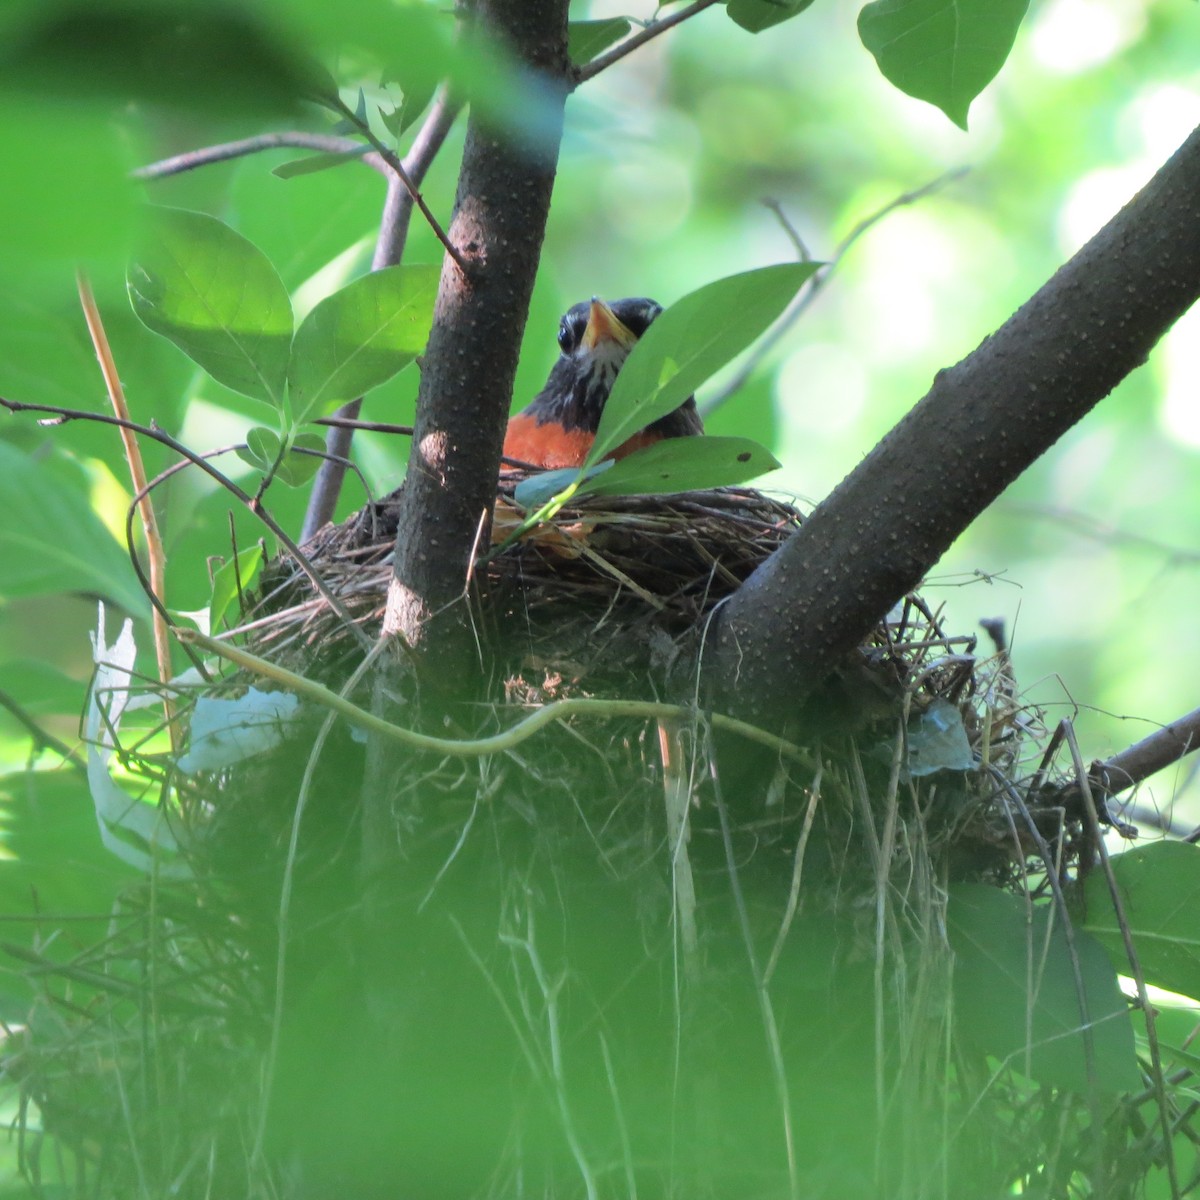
[503,297,704,470]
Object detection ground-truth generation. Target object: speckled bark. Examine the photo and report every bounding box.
[709,122,1200,720]
[383,0,570,685]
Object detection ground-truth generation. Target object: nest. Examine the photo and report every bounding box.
[7,477,1126,1200]
[233,476,1069,882]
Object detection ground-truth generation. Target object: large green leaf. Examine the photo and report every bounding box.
[3,0,313,117]
[0,443,147,616]
[287,264,439,422]
[128,207,294,407]
[727,0,816,34]
[1083,841,1200,1002]
[579,436,780,499]
[949,883,1139,1093]
[589,262,818,465]
[858,0,1030,130]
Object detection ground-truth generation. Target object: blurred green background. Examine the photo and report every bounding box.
[1,0,1198,836]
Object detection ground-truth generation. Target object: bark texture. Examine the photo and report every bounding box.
[383,0,570,681]
[708,122,1200,719]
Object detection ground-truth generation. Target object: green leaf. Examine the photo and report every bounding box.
[589,262,819,465]
[1083,841,1200,1002]
[287,264,439,422]
[236,425,282,472]
[209,546,264,631]
[568,18,632,65]
[3,1,314,118]
[726,0,816,34]
[858,0,1031,130]
[948,883,1139,1093]
[274,432,327,487]
[271,148,371,180]
[576,436,780,498]
[0,443,147,616]
[512,461,615,510]
[128,207,294,407]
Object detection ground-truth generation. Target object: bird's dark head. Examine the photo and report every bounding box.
[530,297,664,432]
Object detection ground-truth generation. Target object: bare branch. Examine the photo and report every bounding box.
[325,91,469,275]
[573,0,721,85]
[1094,707,1200,798]
[301,86,464,541]
[134,131,385,180]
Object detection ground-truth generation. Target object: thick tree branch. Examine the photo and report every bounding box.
[707,123,1200,717]
[383,0,570,679]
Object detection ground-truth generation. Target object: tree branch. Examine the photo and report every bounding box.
[573,0,721,85]
[383,0,570,680]
[325,91,469,274]
[134,131,385,180]
[707,123,1200,717]
[300,86,464,542]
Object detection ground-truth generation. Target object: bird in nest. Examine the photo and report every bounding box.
[503,297,703,470]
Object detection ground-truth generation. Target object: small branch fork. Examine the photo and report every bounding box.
[324,91,469,275]
[702,168,969,418]
[573,0,722,85]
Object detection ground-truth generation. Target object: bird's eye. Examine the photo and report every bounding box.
[557,320,576,354]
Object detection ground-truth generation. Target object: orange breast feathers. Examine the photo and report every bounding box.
[503,414,664,470]
[503,296,703,470]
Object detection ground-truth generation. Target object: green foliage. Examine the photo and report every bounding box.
[727,0,817,35]
[948,883,1139,1093]
[858,0,1032,128]
[515,436,780,507]
[208,545,265,631]
[568,18,631,65]
[287,264,439,421]
[128,207,294,408]
[0,443,146,616]
[3,0,316,118]
[589,262,820,464]
[1083,840,1200,1002]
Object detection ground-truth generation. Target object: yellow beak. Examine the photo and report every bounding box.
[581,298,637,351]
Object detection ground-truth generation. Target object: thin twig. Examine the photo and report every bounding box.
[76,272,179,752]
[1,396,371,652]
[1064,721,1181,1200]
[701,168,969,418]
[134,131,386,180]
[573,0,722,85]
[315,415,415,436]
[302,86,465,540]
[0,689,85,771]
[325,91,469,275]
